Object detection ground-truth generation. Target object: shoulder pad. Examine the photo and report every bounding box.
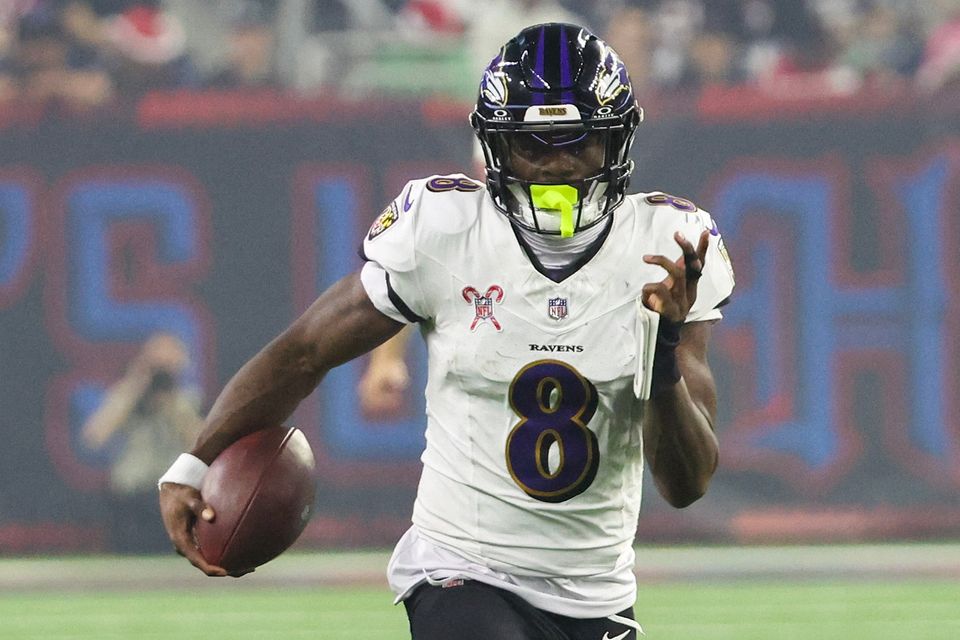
[363,174,486,272]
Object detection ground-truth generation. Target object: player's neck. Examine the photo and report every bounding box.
[513,216,612,282]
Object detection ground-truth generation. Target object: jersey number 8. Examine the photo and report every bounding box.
[506,360,600,503]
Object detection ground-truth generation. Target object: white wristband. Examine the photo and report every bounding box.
[158,453,209,491]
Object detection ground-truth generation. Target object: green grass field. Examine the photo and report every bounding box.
[1,546,958,639]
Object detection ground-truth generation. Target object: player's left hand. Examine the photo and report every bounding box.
[641,229,709,323]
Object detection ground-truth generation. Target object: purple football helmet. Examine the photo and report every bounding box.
[470,23,642,235]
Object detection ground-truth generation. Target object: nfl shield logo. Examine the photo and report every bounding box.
[548,297,568,321]
[475,297,494,319]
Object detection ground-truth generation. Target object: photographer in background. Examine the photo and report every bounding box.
[83,332,203,553]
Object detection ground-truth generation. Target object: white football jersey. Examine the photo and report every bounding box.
[361,174,735,617]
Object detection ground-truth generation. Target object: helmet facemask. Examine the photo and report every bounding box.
[473,115,638,236]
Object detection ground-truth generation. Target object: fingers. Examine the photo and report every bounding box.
[644,230,711,280]
[641,282,677,319]
[640,286,658,312]
[696,228,710,263]
[172,531,228,577]
[672,230,709,281]
[642,254,683,283]
[185,496,216,523]
[159,485,227,577]
[165,514,226,577]
[185,549,229,577]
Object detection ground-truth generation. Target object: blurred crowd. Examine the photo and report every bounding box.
[1,0,959,112]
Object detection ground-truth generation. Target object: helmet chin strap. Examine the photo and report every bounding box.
[530,184,578,237]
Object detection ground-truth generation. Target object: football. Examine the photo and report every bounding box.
[194,426,316,574]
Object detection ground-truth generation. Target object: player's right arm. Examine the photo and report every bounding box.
[159,272,404,575]
[163,178,432,575]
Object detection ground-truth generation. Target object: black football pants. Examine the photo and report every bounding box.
[403,580,639,640]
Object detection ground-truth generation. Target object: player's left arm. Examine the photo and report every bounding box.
[640,229,720,508]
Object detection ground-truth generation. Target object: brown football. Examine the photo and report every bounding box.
[194,426,316,574]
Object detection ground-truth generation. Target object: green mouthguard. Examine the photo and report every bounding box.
[530,184,578,238]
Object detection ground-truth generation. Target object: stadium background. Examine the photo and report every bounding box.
[1,0,959,563]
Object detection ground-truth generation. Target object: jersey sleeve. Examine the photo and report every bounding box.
[360,180,430,324]
[686,209,735,323]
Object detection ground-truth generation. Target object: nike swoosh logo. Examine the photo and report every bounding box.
[602,631,630,640]
[402,185,415,212]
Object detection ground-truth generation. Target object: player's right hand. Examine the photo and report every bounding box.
[159,483,228,577]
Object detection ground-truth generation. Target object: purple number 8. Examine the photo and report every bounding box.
[426,176,482,193]
[645,192,698,212]
[505,360,600,503]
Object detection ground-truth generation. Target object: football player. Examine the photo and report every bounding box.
[159,23,734,640]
